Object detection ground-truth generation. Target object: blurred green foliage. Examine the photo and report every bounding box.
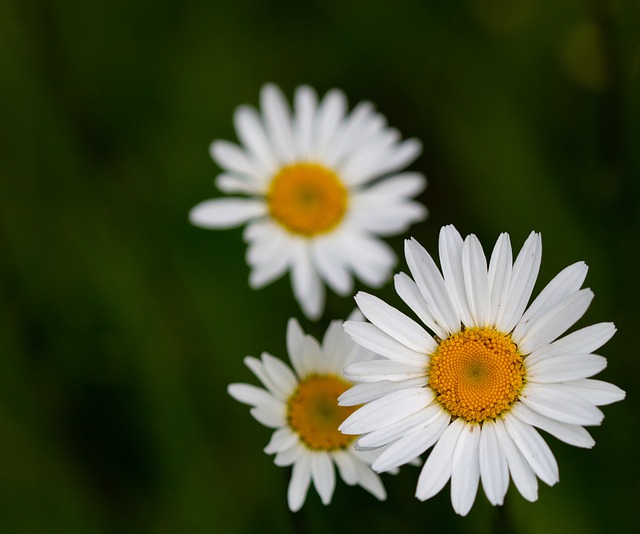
[1,0,639,532]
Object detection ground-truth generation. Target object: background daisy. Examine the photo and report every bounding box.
[339,225,625,516]
[189,83,427,319]
[228,314,387,512]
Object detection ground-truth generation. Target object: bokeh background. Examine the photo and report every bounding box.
[1,0,639,532]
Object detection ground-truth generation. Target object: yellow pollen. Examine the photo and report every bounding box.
[287,374,357,450]
[428,328,525,423]
[267,163,348,236]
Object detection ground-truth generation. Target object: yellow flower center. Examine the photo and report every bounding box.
[287,374,357,450]
[267,163,348,236]
[428,328,525,423]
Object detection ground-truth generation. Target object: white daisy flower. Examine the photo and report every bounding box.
[190,84,427,320]
[339,225,625,516]
[228,314,387,512]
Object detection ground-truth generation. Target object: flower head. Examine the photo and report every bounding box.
[190,84,427,319]
[339,225,625,516]
[228,314,388,512]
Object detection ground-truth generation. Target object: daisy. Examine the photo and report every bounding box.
[339,225,625,516]
[190,84,427,320]
[227,314,388,512]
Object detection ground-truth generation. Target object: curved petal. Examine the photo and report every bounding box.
[310,453,335,505]
[479,419,509,506]
[451,422,481,516]
[288,454,311,512]
[462,234,491,328]
[416,418,465,501]
[354,292,437,354]
[520,383,604,425]
[495,232,541,334]
[439,225,473,327]
[405,238,461,335]
[339,388,433,435]
[488,233,513,327]
[189,198,266,228]
[527,353,607,383]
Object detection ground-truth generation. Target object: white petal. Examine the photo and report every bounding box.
[494,417,538,502]
[233,104,278,176]
[488,233,513,327]
[372,410,449,472]
[286,317,306,378]
[554,379,625,406]
[243,355,287,401]
[291,242,325,320]
[394,272,449,340]
[349,202,427,236]
[310,453,335,505]
[503,415,559,487]
[275,441,305,466]
[215,173,262,194]
[210,140,262,178]
[351,455,387,500]
[343,232,396,287]
[516,289,594,355]
[451,423,481,516]
[346,138,422,185]
[339,377,428,406]
[339,388,433,435]
[526,323,616,365]
[248,250,290,289]
[189,198,266,228]
[479,419,509,506]
[512,262,588,343]
[293,85,318,159]
[310,238,353,296]
[527,353,607,383]
[496,232,541,334]
[405,238,461,335]
[261,352,299,396]
[264,427,299,455]
[358,173,427,200]
[288,454,311,512]
[439,225,473,327]
[261,84,296,163]
[520,383,604,425]
[343,321,427,363]
[462,234,491,328]
[250,404,287,428]
[510,402,595,448]
[314,89,347,160]
[355,292,437,354]
[416,418,465,501]
[319,320,348,375]
[227,382,276,407]
[343,359,426,383]
[332,450,358,485]
[359,403,444,449]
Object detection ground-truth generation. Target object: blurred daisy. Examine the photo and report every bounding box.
[190,84,427,320]
[228,314,387,512]
[339,225,625,516]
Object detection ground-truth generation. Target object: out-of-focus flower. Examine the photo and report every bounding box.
[228,314,387,512]
[190,84,427,319]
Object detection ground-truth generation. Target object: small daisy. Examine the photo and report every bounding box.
[190,84,427,320]
[228,314,388,512]
[339,225,625,516]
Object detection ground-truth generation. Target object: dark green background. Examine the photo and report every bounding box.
[1,0,638,532]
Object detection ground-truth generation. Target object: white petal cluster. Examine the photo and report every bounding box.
[339,225,625,515]
[228,314,387,512]
[190,84,427,319]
